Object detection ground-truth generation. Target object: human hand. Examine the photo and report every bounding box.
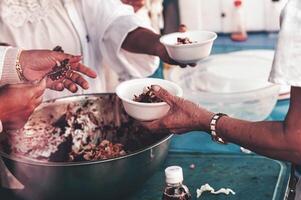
[20,50,97,93]
[156,24,196,68]
[0,79,46,130]
[142,85,213,134]
[122,0,145,12]
[155,42,196,68]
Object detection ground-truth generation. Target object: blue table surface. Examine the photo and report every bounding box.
[152,32,290,154]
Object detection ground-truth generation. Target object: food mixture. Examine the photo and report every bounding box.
[133,86,163,103]
[177,37,196,45]
[48,59,71,81]
[48,46,71,81]
[0,95,164,162]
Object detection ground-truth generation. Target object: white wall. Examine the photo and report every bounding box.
[179,0,288,33]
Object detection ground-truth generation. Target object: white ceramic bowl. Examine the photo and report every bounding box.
[160,30,217,64]
[116,78,183,121]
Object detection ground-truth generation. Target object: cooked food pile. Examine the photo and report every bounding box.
[48,46,71,81]
[177,37,196,45]
[133,86,163,103]
[1,95,164,162]
[48,59,71,81]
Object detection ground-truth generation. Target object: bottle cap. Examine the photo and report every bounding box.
[165,166,184,184]
[234,0,242,7]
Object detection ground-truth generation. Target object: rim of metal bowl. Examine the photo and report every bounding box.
[0,93,173,167]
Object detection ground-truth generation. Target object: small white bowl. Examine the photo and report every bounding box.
[116,78,183,121]
[160,30,217,64]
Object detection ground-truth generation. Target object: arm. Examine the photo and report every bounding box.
[216,86,301,164]
[122,27,189,67]
[143,86,301,165]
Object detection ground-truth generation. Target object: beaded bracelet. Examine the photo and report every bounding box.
[210,113,228,144]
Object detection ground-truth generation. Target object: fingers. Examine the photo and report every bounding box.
[141,120,162,131]
[71,62,97,78]
[32,95,44,109]
[47,81,64,91]
[178,24,187,33]
[62,79,78,93]
[150,85,175,105]
[15,79,46,99]
[32,78,47,99]
[66,71,89,89]
[53,52,82,63]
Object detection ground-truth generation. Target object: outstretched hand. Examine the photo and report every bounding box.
[142,85,213,134]
[20,50,97,93]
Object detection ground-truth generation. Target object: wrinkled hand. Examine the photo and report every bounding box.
[0,79,46,130]
[122,0,145,12]
[142,85,213,134]
[20,50,97,93]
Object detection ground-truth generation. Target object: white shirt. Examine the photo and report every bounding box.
[269,0,301,87]
[0,0,159,100]
[269,1,301,199]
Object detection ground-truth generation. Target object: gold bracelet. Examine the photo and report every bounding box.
[15,49,27,81]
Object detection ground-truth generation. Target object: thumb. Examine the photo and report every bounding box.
[151,85,175,105]
[29,78,47,99]
[178,24,187,33]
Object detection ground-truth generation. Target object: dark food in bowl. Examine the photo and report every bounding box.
[0,95,166,162]
[177,37,196,45]
[133,86,163,103]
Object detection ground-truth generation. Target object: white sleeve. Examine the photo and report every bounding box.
[0,47,20,85]
[0,46,8,80]
[101,15,159,80]
[81,0,159,80]
[269,0,301,87]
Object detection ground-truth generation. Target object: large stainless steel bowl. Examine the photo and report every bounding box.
[0,94,172,200]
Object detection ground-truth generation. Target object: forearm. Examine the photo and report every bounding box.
[121,27,162,56]
[216,118,301,164]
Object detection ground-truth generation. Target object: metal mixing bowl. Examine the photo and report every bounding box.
[0,94,172,200]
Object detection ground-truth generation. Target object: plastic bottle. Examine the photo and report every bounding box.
[231,0,248,42]
[162,166,191,200]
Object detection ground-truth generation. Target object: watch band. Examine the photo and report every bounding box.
[210,113,228,144]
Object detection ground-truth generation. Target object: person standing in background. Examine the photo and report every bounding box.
[122,0,164,33]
